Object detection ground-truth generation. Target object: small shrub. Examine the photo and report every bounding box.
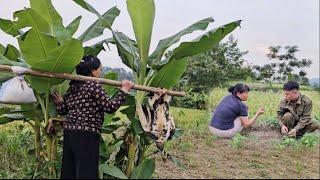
[300,133,319,148]
[276,137,298,149]
[230,133,246,149]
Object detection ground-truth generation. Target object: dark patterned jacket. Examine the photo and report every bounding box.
[56,81,127,133]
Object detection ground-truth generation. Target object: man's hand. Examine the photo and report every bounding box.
[287,129,296,137]
[281,124,288,134]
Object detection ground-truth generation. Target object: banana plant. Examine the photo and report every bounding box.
[0,0,241,178]
[77,0,241,178]
[0,0,120,178]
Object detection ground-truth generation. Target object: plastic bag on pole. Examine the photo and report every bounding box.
[0,76,37,104]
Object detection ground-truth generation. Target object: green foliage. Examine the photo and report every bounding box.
[78,6,120,42]
[182,35,254,92]
[66,16,82,37]
[0,124,48,179]
[22,39,83,93]
[127,0,155,74]
[300,133,319,148]
[99,164,128,179]
[130,158,155,179]
[230,133,246,149]
[149,17,214,67]
[171,88,208,109]
[150,58,188,89]
[171,21,241,60]
[0,0,241,178]
[281,137,297,146]
[264,117,280,129]
[255,45,312,84]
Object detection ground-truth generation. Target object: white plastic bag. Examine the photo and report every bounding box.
[0,76,37,104]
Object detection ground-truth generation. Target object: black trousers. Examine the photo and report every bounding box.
[60,130,100,179]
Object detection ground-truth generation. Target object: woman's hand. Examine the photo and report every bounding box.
[256,107,265,115]
[51,93,63,105]
[120,80,134,93]
[157,88,168,96]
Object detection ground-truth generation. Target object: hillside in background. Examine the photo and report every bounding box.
[102,67,134,81]
[310,78,320,87]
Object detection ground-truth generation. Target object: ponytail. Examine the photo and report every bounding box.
[228,83,250,95]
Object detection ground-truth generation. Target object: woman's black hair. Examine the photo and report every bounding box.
[75,55,101,76]
[228,83,250,95]
[70,55,101,85]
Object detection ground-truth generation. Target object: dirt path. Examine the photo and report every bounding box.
[154,128,320,179]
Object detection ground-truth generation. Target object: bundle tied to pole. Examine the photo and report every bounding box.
[0,65,186,97]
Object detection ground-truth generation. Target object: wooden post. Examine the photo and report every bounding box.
[0,65,186,97]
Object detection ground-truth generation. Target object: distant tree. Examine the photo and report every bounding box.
[267,45,312,82]
[253,63,277,82]
[179,35,254,92]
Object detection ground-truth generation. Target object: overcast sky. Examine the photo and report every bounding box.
[0,0,319,78]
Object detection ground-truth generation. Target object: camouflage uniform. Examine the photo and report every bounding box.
[277,93,320,135]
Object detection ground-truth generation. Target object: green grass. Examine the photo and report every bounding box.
[227,81,315,91]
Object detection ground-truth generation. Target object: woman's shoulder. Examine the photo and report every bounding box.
[85,80,101,86]
[83,80,102,90]
[227,94,245,107]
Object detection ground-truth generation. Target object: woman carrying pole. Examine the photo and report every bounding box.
[52,55,133,179]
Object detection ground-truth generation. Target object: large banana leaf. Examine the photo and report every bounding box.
[84,38,113,56]
[27,39,83,93]
[0,114,25,124]
[14,104,44,121]
[14,8,51,34]
[66,16,82,37]
[78,6,120,42]
[0,72,13,83]
[0,54,29,67]
[0,43,5,54]
[72,0,101,18]
[103,72,118,96]
[127,0,155,68]
[30,0,71,43]
[150,57,188,89]
[0,106,25,124]
[171,20,242,59]
[30,0,62,25]
[130,158,155,179]
[18,28,59,66]
[112,31,140,72]
[99,164,128,179]
[3,44,21,62]
[149,17,214,65]
[0,52,27,87]
[0,18,20,37]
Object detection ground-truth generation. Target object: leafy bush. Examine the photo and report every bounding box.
[230,133,246,149]
[300,133,319,148]
[171,88,208,110]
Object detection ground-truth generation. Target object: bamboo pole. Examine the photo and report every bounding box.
[0,65,186,97]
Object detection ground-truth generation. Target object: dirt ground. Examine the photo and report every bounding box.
[154,127,320,179]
